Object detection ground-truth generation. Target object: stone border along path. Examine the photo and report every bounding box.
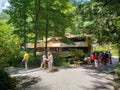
[9,56,119,90]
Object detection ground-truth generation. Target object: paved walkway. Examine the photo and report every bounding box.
[9,56,119,90]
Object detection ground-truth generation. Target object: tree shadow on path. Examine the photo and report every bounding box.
[15,75,42,90]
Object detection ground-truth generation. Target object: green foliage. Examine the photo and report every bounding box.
[92,0,120,15]
[115,62,120,77]
[70,49,84,61]
[19,52,70,67]
[6,0,75,55]
[53,52,70,66]
[0,60,9,70]
[20,52,41,68]
[75,1,119,44]
[7,0,75,37]
[28,55,41,68]
[5,0,34,50]
[75,1,120,59]
[0,12,10,20]
[11,53,23,67]
[0,19,22,69]
[0,69,17,90]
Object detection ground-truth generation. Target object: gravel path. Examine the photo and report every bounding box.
[9,56,119,90]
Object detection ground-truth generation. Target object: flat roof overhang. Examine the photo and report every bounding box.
[26,42,88,48]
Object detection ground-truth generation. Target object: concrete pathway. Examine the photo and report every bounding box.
[9,56,119,90]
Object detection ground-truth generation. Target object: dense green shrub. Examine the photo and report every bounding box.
[0,69,17,90]
[12,52,41,68]
[52,50,85,66]
[0,50,23,69]
[0,60,9,70]
[53,52,70,66]
[28,55,41,68]
[115,62,120,77]
[0,19,22,68]
[70,49,84,61]
[26,52,70,67]
[10,55,23,67]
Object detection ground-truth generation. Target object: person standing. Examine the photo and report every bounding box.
[40,52,47,69]
[108,51,112,64]
[102,51,107,65]
[90,53,95,64]
[22,51,29,70]
[47,52,53,72]
[94,53,99,68]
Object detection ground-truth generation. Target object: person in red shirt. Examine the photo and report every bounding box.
[94,53,99,68]
[90,53,95,64]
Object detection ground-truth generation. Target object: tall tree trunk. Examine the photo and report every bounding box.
[45,1,49,56]
[24,15,27,51]
[45,19,48,56]
[22,25,27,51]
[34,0,40,58]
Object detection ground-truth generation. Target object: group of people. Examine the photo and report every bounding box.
[40,52,53,72]
[22,51,53,72]
[22,50,112,70]
[88,51,112,68]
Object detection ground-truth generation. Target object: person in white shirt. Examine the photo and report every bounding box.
[47,52,53,72]
[40,52,47,69]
